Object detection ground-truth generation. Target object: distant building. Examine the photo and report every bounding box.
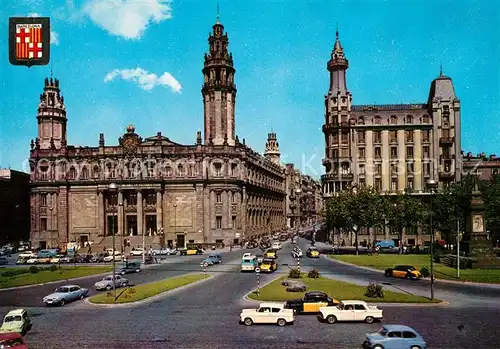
[0,169,30,244]
[28,17,287,251]
[462,152,500,181]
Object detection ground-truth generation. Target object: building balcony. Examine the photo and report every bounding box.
[439,136,455,145]
[422,138,431,144]
[321,173,354,182]
[439,171,455,179]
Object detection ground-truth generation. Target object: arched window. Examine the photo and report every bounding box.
[374,116,381,125]
[358,116,365,125]
[406,115,413,124]
[93,165,100,179]
[390,115,398,125]
[423,115,430,123]
[177,164,184,177]
[81,167,89,179]
[69,167,77,180]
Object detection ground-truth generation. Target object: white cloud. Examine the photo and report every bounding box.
[83,0,172,40]
[27,12,60,46]
[104,68,181,93]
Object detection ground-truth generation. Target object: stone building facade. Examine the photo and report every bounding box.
[321,31,462,246]
[29,18,286,251]
[462,152,500,181]
[0,169,30,245]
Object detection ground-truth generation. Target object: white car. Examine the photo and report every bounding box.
[240,302,295,326]
[94,275,129,291]
[271,242,282,250]
[291,248,303,258]
[130,248,145,256]
[152,248,177,256]
[26,258,38,264]
[18,251,36,258]
[319,300,383,324]
[103,251,122,262]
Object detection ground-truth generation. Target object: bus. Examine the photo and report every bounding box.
[241,256,257,272]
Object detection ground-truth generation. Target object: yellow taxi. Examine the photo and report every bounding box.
[306,247,320,258]
[180,247,203,256]
[384,265,422,280]
[285,291,339,313]
[259,259,278,273]
[264,249,278,259]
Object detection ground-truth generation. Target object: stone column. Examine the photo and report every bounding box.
[156,190,163,232]
[397,130,406,191]
[97,191,104,236]
[118,190,123,236]
[381,130,390,191]
[414,130,423,191]
[137,190,143,237]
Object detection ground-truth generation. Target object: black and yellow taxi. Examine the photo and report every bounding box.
[179,247,204,256]
[285,291,339,314]
[264,248,278,259]
[306,247,320,258]
[259,258,278,273]
[384,265,422,280]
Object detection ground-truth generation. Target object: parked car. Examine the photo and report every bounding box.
[291,247,303,258]
[130,248,145,256]
[271,242,282,250]
[285,291,339,314]
[0,309,32,335]
[259,259,278,273]
[94,275,129,291]
[306,247,320,258]
[42,285,89,306]
[362,325,427,349]
[0,332,29,348]
[103,251,123,262]
[179,248,203,256]
[152,248,177,256]
[384,265,422,280]
[319,300,383,324]
[264,249,278,259]
[18,251,36,259]
[246,240,258,249]
[119,262,141,275]
[240,302,295,326]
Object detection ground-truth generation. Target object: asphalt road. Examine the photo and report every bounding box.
[3,240,498,349]
[0,248,249,307]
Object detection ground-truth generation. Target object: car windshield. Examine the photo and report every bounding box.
[407,266,416,271]
[103,277,112,281]
[378,328,388,336]
[4,315,22,322]
[55,287,69,293]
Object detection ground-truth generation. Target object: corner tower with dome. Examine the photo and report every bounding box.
[28,16,287,251]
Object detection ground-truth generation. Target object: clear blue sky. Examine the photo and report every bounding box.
[1,0,499,178]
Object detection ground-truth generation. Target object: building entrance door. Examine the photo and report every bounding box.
[176,234,185,249]
[126,215,138,236]
[80,235,88,247]
[145,215,157,235]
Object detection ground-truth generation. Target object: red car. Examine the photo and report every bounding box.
[0,332,28,348]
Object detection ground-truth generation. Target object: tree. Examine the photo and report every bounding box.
[482,173,500,246]
[385,193,427,254]
[325,186,386,255]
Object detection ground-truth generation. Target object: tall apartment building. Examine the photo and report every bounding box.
[322,31,461,198]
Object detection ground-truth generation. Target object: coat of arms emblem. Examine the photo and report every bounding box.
[119,125,141,156]
[9,17,50,67]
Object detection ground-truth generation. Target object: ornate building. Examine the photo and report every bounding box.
[29,18,286,251]
[462,152,500,181]
[321,30,462,246]
[322,30,461,197]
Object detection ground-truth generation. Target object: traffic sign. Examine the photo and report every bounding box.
[255,268,261,273]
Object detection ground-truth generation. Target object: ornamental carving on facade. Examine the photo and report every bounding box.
[119,125,142,156]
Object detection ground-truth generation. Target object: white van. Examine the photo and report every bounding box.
[241,257,257,272]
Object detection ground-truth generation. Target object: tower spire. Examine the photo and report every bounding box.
[336,23,339,38]
[440,62,443,76]
[216,1,220,24]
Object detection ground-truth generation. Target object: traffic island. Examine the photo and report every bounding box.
[88,273,210,304]
[330,254,500,284]
[248,275,440,303]
[0,266,112,289]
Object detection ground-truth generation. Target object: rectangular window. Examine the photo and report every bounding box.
[391,179,398,191]
[359,148,365,159]
[232,216,236,228]
[422,130,430,142]
[391,147,398,159]
[341,133,348,144]
[358,131,365,143]
[216,216,222,229]
[145,193,156,205]
[359,179,366,187]
[331,134,339,145]
[374,147,381,158]
[216,193,222,203]
[424,162,431,175]
[407,178,414,190]
[188,239,195,244]
[406,147,414,158]
[375,164,382,175]
[405,131,413,143]
[231,192,236,203]
[407,162,414,174]
[375,179,382,191]
[214,164,222,177]
[390,130,397,142]
[359,164,365,174]
[41,218,47,231]
[374,131,381,143]
[423,146,430,158]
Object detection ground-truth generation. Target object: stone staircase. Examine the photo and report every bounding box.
[78,235,160,254]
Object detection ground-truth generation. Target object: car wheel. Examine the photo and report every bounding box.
[59,299,66,306]
[244,317,253,326]
[384,270,392,277]
[277,318,287,327]
[365,316,374,324]
[135,268,140,273]
[106,285,112,291]
[372,345,384,349]
[121,282,128,287]
[80,294,85,300]
[406,273,412,279]
[326,315,337,324]
[410,346,421,349]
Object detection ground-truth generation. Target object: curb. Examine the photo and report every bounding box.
[85,273,212,308]
[241,273,284,304]
[327,256,500,288]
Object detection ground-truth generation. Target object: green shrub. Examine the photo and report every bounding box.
[28,266,39,274]
[364,282,384,298]
[288,268,301,279]
[48,264,58,272]
[420,266,430,278]
[307,268,320,278]
[1,268,29,277]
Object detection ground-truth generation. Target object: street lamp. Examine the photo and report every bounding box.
[108,182,118,300]
[295,189,301,234]
[119,202,124,254]
[49,206,53,248]
[425,178,438,300]
[173,203,178,248]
